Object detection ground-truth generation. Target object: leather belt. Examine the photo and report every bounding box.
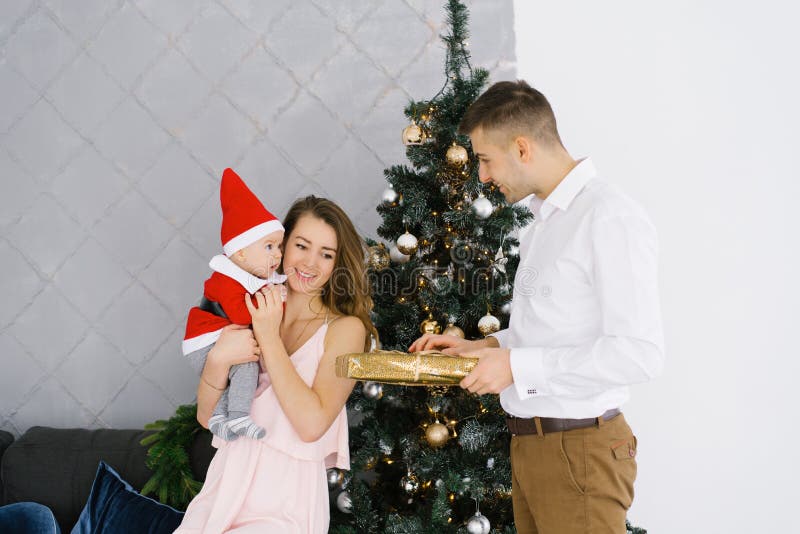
[505,408,621,436]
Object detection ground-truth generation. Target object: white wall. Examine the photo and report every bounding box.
[514,1,800,532]
[0,1,516,437]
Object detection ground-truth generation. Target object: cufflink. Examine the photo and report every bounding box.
[527,389,537,395]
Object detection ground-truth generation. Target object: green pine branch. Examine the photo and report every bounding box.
[140,403,207,510]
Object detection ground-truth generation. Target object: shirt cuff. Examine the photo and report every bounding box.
[489,328,509,348]
[509,347,549,399]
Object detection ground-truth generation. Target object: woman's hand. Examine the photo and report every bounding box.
[245,284,284,342]
[207,324,260,372]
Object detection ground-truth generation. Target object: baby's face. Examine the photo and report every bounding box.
[236,230,284,278]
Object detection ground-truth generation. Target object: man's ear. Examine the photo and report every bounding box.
[515,136,533,163]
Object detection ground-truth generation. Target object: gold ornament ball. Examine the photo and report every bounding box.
[442,323,465,338]
[367,244,390,271]
[402,122,425,145]
[420,317,442,335]
[396,231,419,255]
[477,312,501,336]
[446,143,469,166]
[389,245,410,264]
[425,422,450,448]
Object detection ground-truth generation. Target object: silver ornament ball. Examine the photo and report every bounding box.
[382,187,399,204]
[362,381,383,400]
[327,468,344,490]
[507,244,519,257]
[336,491,353,513]
[466,512,491,534]
[500,300,513,315]
[471,195,493,219]
[400,474,419,494]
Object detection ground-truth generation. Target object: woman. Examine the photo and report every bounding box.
[176,196,377,533]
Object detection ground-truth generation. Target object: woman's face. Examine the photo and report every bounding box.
[282,214,338,296]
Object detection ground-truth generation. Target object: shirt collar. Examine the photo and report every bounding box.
[209,254,287,294]
[530,157,597,221]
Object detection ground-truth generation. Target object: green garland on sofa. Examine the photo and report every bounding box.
[140,403,205,510]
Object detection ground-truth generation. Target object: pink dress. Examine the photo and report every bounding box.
[175,323,349,534]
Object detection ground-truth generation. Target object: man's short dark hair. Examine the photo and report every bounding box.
[458,80,562,147]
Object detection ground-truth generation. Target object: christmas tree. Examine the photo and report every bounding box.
[328,2,531,532]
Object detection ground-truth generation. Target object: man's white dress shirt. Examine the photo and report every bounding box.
[492,158,664,419]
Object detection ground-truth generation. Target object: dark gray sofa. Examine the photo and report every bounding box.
[0,426,215,533]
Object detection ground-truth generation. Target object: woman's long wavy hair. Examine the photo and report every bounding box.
[282,196,378,351]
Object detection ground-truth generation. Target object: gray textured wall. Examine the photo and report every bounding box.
[0,0,515,435]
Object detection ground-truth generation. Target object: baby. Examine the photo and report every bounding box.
[182,168,286,441]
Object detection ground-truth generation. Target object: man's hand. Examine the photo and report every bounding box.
[459,348,513,395]
[409,334,499,354]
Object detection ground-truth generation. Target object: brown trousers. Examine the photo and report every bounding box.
[510,413,637,534]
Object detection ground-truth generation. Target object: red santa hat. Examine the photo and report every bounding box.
[220,168,283,256]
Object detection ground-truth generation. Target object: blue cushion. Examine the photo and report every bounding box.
[71,461,184,534]
[0,502,61,533]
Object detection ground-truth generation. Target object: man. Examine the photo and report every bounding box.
[409,80,664,533]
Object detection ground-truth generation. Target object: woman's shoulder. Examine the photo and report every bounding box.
[326,314,366,335]
[324,314,367,348]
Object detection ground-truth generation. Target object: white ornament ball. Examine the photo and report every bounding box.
[508,244,519,257]
[389,245,410,263]
[477,312,501,336]
[466,512,491,534]
[471,195,493,219]
[362,381,383,400]
[396,231,419,255]
[382,187,399,204]
[500,300,513,315]
[336,491,353,513]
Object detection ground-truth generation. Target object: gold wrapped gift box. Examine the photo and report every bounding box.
[335,350,478,385]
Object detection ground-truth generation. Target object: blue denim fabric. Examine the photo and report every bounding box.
[0,502,61,533]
